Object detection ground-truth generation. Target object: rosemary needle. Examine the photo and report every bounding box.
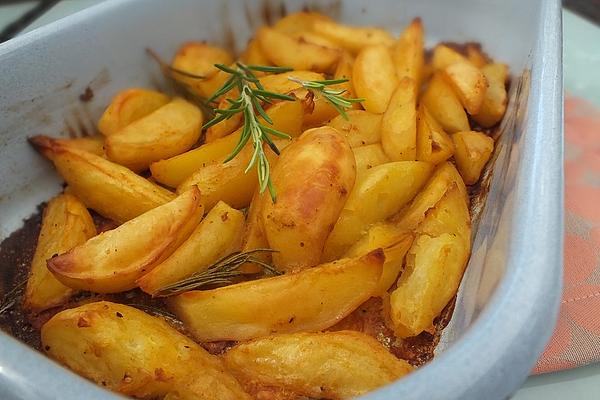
[155,249,281,297]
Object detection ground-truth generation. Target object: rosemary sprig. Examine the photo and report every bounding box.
[288,77,364,120]
[202,63,295,201]
[155,249,281,297]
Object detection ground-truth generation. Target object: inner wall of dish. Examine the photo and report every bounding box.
[0,0,537,351]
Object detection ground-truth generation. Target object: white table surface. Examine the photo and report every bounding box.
[2,1,599,398]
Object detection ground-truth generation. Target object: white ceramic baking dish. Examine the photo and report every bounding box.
[0,0,563,399]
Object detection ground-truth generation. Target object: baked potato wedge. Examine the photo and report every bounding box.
[327,110,382,147]
[332,51,361,110]
[345,223,414,295]
[261,127,356,270]
[353,143,390,176]
[416,103,455,165]
[272,11,332,34]
[23,194,96,312]
[205,93,244,142]
[168,250,384,341]
[29,135,175,223]
[452,130,494,185]
[105,98,203,172]
[431,44,470,70]
[138,201,244,296]
[258,70,324,94]
[323,161,433,261]
[381,77,418,161]
[353,45,398,114]
[239,37,271,67]
[239,190,271,274]
[98,88,170,136]
[41,301,250,400]
[394,162,467,231]
[421,73,470,133]
[47,188,203,293]
[466,44,488,68]
[224,330,412,399]
[312,19,394,53]
[257,27,340,73]
[150,99,303,188]
[472,63,509,127]
[442,61,488,115]
[52,136,105,157]
[392,18,425,87]
[390,184,471,337]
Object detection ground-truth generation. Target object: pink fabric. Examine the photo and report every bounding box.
[533,96,600,374]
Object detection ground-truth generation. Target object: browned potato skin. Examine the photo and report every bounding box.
[353,45,398,114]
[381,77,418,161]
[452,130,495,184]
[261,127,356,271]
[416,104,455,165]
[48,188,203,293]
[29,135,175,223]
[421,73,470,133]
[53,136,105,157]
[169,251,384,342]
[442,62,488,115]
[137,201,244,296]
[23,194,96,312]
[224,330,412,400]
[42,301,250,400]
[98,88,170,136]
[472,63,509,127]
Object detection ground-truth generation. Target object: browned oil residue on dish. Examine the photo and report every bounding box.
[79,86,94,103]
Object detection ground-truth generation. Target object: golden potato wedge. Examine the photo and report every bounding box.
[53,136,105,157]
[431,44,470,70]
[472,63,509,127]
[452,130,494,184]
[381,78,417,161]
[23,194,96,312]
[261,127,356,270]
[257,27,340,73]
[169,250,384,341]
[332,51,362,110]
[239,190,271,274]
[390,233,468,337]
[138,201,243,296]
[48,188,203,293]
[171,42,233,81]
[327,110,382,147]
[416,104,455,165]
[205,94,243,142]
[421,73,470,133]
[390,184,470,337]
[345,224,414,295]
[272,11,332,34]
[29,135,175,223]
[392,18,425,86]
[312,19,394,53]
[323,161,433,261]
[466,44,488,68]
[105,98,202,172]
[353,143,390,175]
[42,302,250,400]
[289,31,340,49]
[259,70,324,94]
[239,37,271,67]
[98,88,170,136]
[150,100,303,188]
[442,62,488,115]
[394,162,467,231]
[291,88,339,129]
[353,45,398,113]
[189,66,232,99]
[224,330,412,399]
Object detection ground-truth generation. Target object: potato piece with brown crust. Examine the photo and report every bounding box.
[273,11,332,35]
[41,301,250,400]
[171,42,233,84]
[47,188,203,293]
[168,250,384,342]
[260,127,356,271]
[472,63,509,127]
[137,201,244,296]
[452,130,494,184]
[421,73,470,133]
[105,98,203,172]
[353,45,398,114]
[442,62,488,115]
[52,136,105,157]
[327,110,382,147]
[323,161,433,261]
[224,330,412,399]
[257,27,340,73]
[23,194,96,312]
[416,104,455,165]
[29,135,175,223]
[431,44,470,70]
[98,88,170,136]
[312,19,394,53]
